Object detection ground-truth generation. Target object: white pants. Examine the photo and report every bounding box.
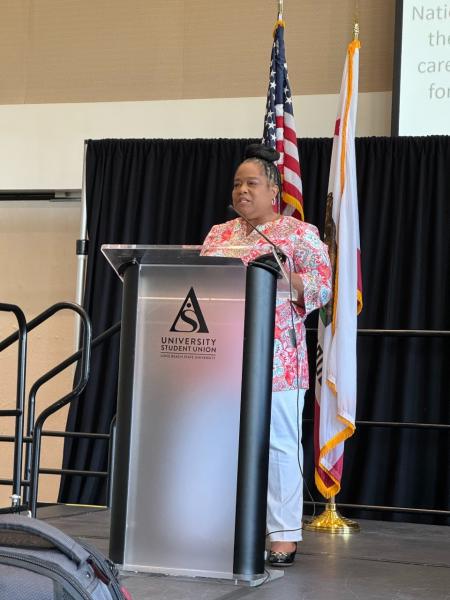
[266,388,305,542]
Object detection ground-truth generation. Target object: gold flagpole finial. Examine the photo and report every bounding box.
[353,21,360,40]
[278,0,284,20]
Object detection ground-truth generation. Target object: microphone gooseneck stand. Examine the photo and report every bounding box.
[228,204,287,264]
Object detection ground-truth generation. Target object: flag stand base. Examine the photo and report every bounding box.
[303,502,360,534]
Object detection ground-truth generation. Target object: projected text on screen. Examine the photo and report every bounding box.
[398,1,450,135]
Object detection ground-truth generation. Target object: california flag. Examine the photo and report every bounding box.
[314,38,363,498]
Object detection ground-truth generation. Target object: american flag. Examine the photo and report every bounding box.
[263,19,304,221]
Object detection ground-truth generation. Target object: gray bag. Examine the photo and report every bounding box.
[0,514,131,599]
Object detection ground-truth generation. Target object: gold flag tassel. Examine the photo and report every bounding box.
[304,496,360,533]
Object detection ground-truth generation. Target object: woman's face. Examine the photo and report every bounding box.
[232,160,278,225]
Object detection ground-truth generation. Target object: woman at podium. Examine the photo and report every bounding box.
[201,144,332,566]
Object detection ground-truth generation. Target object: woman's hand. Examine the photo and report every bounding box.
[289,272,305,308]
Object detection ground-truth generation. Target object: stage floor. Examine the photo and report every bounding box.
[35,504,449,600]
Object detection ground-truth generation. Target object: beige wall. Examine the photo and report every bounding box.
[0,0,395,105]
[0,0,397,190]
[0,0,396,507]
[0,202,79,506]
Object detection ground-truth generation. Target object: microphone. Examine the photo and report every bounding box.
[228,204,286,263]
[228,204,295,290]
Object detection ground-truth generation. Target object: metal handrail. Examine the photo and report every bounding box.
[304,501,449,517]
[25,321,120,506]
[305,327,450,431]
[28,324,450,518]
[302,419,449,430]
[1,319,447,518]
[305,325,449,519]
[357,328,449,336]
[0,318,121,512]
[23,319,120,503]
[0,431,110,443]
[0,431,110,488]
[306,327,450,337]
[0,302,92,510]
[39,468,106,478]
[0,303,27,503]
[28,303,92,516]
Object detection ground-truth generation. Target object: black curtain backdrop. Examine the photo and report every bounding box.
[59,137,450,525]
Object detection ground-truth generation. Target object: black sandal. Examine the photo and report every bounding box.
[268,542,297,567]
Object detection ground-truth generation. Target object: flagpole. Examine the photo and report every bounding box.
[305,19,362,535]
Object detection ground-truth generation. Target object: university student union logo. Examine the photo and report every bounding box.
[169,287,209,333]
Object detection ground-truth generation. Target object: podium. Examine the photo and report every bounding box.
[102,245,282,584]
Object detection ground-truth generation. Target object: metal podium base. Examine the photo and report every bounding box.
[233,569,284,586]
[118,563,284,587]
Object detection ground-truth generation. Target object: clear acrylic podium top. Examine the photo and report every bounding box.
[101,244,297,300]
[101,244,251,280]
